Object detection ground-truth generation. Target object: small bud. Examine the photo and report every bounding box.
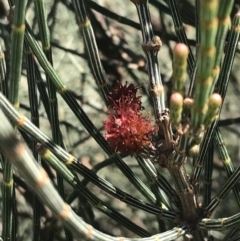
[173,43,189,60]
[183,98,194,110]
[204,93,222,127]
[170,92,184,110]
[170,92,183,126]
[193,130,204,144]
[187,144,200,157]
[208,93,222,109]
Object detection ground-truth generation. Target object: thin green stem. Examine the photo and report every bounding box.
[38,145,150,237]
[167,0,195,74]
[191,0,218,128]
[131,0,165,119]
[191,11,240,186]
[24,41,41,241]
[71,0,111,105]
[4,1,28,240]
[34,1,68,238]
[203,139,213,206]
[214,128,240,208]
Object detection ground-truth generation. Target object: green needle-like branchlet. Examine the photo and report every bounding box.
[211,0,234,91]
[34,2,69,238]
[217,11,240,95]
[191,0,219,128]
[199,213,240,231]
[71,0,111,105]
[203,140,214,206]
[191,11,240,188]
[223,228,240,241]
[206,162,240,214]
[213,0,234,69]
[4,1,28,240]
[9,0,28,108]
[38,145,151,237]
[130,0,165,118]
[167,0,195,73]
[214,128,240,208]
[136,156,174,210]
[34,0,49,49]
[24,42,41,241]
[34,1,64,150]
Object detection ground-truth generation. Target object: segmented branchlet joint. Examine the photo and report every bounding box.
[139,109,180,167]
[140,139,177,168]
[142,36,162,53]
[157,109,175,149]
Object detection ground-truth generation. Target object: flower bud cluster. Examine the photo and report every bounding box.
[103,82,157,155]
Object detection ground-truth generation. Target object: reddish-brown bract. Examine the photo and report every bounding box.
[103,82,157,155]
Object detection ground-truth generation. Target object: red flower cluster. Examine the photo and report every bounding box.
[103,82,157,155]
